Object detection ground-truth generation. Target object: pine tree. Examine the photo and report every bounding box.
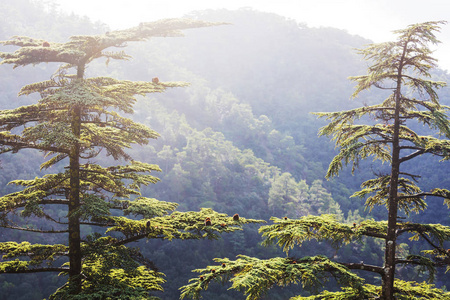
[317,20,450,299]
[0,19,263,299]
[180,21,450,300]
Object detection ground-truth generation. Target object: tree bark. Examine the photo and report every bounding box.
[68,64,84,294]
[68,105,81,293]
[382,109,399,299]
[382,41,407,300]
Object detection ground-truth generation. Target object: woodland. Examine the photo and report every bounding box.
[0,1,450,299]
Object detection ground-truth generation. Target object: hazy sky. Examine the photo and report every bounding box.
[53,0,450,71]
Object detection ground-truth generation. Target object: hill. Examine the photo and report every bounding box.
[0,1,449,299]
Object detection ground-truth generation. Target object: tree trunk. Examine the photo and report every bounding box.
[382,44,407,299]
[383,119,399,299]
[68,105,81,293]
[68,64,84,294]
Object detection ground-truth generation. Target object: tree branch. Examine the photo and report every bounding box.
[8,199,69,210]
[362,231,387,239]
[114,232,149,246]
[399,171,421,181]
[399,149,426,163]
[0,267,68,274]
[340,261,384,275]
[396,226,449,256]
[0,140,70,154]
[79,221,114,227]
[418,231,446,255]
[0,224,68,233]
[398,192,447,200]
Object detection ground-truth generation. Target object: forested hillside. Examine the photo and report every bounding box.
[0,1,449,299]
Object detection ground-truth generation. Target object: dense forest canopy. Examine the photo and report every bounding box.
[0,1,449,299]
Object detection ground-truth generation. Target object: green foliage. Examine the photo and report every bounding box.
[48,235,165,299]
[106,208,264,241]
[267,174,339,218]
[121,197,179,219]
[75,194,111,221]
[268,173,304,217]
[392,280,450,299]
[260,215,353,252]
[0,161,162,221]
[180,255,364,300]
[403,222,450,245]
[352,175,427,215]
[314,108,393,177]
[0,242,67,261]
[180,214,387,299]
[293,280,450,299]
[260,215,387,253]
[292,284,379,299]
[51,266,163,300]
